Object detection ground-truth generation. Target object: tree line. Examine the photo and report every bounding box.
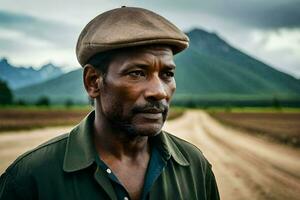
[1,79,299,108]
[0,80,74,107]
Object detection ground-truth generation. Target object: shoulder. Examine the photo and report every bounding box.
[163,131,212,168]
[5,133,69,176]
[162,132,220,199]
[0,133,69,199]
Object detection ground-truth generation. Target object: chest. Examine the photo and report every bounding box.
[110,162,148,200]
[34,163,205,200]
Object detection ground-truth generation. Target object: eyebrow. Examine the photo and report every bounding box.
[127,63,176,69]
[133,63,150,69]
[164,64,176,69]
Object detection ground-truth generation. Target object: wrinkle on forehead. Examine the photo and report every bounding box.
[141,45,174,55]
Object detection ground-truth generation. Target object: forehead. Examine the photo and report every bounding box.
[110,45,175,66]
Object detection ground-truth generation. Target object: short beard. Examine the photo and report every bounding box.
[104,101,169,138]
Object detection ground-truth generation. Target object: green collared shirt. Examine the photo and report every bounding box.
[95,140,166,200]
[0,111,220,200]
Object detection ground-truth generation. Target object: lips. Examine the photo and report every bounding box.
[137,113,162,120]
[135,108,164,120]
[141,108,164,114]
[132,102,168,121]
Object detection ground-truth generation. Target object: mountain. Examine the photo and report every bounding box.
[174,29,300,96]
[0,58,64,89]
[14,28,300,105]
[15,69,88,103]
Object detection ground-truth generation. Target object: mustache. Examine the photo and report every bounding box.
[132,101,169,114]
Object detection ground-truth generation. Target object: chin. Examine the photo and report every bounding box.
[131,124,163,137]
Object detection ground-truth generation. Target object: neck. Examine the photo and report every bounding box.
[93,106,150,160]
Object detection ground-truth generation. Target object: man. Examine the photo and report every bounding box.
[0,7,219,200]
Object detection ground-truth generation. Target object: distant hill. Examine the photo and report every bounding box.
[0,58,64,89]
[14,28,300,105]
[15,69,87,103]
[171,29,300,106]
[175,29,300,95]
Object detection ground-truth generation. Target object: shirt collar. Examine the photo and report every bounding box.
[153,130,190,166]
[63,111,96,172]
[63,111,189,172]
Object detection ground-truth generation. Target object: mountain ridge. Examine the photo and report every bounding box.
[13,28,300,105]
[0,58,64,89]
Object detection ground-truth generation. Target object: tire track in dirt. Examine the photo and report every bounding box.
[163,110,300,200]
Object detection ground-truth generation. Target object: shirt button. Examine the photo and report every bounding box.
[124,197,129,200]
[106,168,112,174]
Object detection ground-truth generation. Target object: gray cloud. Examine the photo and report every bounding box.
[2,0,299,33]
[128,0,300,30]
[221,1,300,29]
[0,38,23,51]
[0,0,299,77]
[0,10,80,48]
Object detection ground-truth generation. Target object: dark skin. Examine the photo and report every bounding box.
[83,45,176,200]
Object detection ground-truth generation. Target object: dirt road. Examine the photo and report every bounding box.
[164,110,300,200]
[0,127,71,173]
[1,110,300,199]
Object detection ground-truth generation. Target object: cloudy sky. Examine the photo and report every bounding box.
[0,0,299,78]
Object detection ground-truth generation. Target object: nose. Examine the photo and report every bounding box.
[144,75,168,101]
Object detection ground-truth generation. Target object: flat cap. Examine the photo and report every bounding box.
[76,6,189,66]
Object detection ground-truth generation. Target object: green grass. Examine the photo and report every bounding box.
[204,106,300,113]
[0,105,92,111]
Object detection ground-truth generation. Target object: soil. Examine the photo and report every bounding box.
[1,110,300,200]
[210,112,300,146]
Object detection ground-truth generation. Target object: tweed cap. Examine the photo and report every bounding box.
[76,6,189,66]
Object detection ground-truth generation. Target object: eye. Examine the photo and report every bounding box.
[162,71,174,78]
[128,70,146,78]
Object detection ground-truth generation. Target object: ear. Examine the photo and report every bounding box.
[83,64,103,98]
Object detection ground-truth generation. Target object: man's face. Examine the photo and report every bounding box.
[98,46,176,137]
